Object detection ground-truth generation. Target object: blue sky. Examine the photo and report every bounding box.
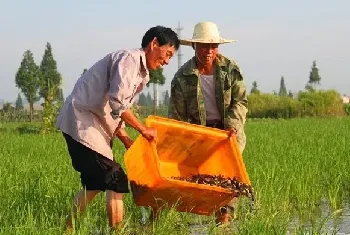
[1,0,349,102]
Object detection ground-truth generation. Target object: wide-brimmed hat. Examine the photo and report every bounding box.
[180,22,236,46]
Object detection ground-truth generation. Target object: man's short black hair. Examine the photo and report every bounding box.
[141,26,180,50]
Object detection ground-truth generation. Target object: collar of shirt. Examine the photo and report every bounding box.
[139,49,150,86]
[181,54,228,76]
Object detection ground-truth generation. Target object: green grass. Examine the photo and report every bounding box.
[0,117,349,234]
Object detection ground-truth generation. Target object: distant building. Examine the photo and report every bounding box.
[343,95,350,104]
[0,102,44,111]
[23,103,43,111]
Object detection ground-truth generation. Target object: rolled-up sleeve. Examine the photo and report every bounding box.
[108,53,138,119]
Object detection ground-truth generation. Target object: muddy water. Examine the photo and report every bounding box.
[324,205,350,234]
[190,224,210,235]
[190,203,350,235]
[325,203,350,234]
[288,202,350,235]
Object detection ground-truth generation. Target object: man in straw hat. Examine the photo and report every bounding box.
[168,22,248,225]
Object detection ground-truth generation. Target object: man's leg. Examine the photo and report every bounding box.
[213,125,242,224]
[106,190,124,228]
[218,197,239,223]
[66,189,100,230]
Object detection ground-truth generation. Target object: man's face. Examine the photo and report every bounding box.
[195,43,219,65]
[146,38,176,70]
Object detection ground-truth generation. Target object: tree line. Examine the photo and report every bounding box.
[247,61,348,118]
[3,54,347,125]
[138,90,170,106]
[250,60,321,96]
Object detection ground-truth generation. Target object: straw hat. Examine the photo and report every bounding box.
[180,22,236,46]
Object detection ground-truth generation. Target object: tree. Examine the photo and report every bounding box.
[138,93,148,106]
[146,92,153,106]
[15,50,40,121]
[15,93,24,110]
[305,60,321,91]
[147,68,166,87]
[163,90,170,105]
[288,90,294,98]
[147,68,166,113]
[39,42,62,102]
[279,76,287,96]
[2,102,13,112]
[39,43,64,133]
[55,88,64,103]
[250,81,260,94]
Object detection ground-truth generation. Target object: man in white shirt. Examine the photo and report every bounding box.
[57,25,179,231]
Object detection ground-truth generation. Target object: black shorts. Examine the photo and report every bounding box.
[62,133,129,193]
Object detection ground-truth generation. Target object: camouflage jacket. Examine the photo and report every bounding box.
[168,54,248,151]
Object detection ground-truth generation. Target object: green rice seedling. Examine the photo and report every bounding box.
[0,117,349,234]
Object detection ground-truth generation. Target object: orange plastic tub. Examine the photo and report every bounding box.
[123,115,250,216]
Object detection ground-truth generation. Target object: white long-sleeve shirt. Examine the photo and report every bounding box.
[56,48,149,159]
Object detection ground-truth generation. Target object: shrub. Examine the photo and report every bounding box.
[297,90,345,117]
[344,103,350,116]
[17,123,41,134]
[247,93,300,119]
[247,90,345,119]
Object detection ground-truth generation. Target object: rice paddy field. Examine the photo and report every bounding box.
[0,117,349,235]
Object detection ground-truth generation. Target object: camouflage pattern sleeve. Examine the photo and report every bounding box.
[168,77,187,121]
[225,67,248,152]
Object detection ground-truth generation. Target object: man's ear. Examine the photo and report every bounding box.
[150,37,158,50]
